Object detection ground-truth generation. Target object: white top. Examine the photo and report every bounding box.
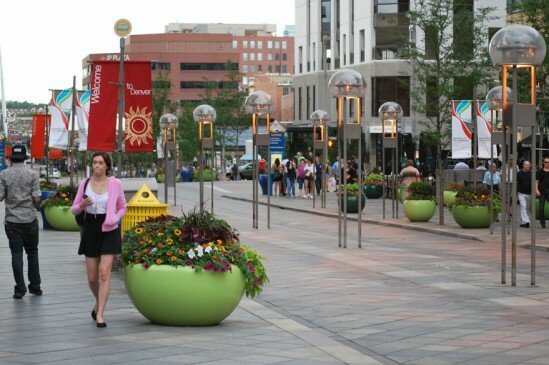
[85,184,108,214]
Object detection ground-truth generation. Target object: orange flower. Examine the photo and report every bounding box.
[216,239,223,245]
[166,250,173,256]
[149,240,155,246]
[166,238,174,245]
[174,229,182,235]
[157,232,165,237]
[220,247,227,254]
[157,243,164,249]
[238,247,243,253]
[156,258,163,265]
[134,258,141,263]
[170,256,177,262]
[135,228,144,234]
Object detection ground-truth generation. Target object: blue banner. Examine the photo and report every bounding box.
[0,140,5,171]
[270,132,285,152]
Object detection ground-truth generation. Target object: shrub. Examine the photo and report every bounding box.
[451,185,502,213]
[41,184,78,208]
[364,173,383,186]
[407,181,435,200]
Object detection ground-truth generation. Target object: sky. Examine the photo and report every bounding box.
[0,0,295,105]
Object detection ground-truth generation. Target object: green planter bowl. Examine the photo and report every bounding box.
[124,264,245,326]
[535,199,549,219]
[364,184,383,199]
[443,190,457,207]
[403,200,436,222]
[451,205,493,228]
[193,170,218,182]
[44,206,80,231]
[338,194,366,213]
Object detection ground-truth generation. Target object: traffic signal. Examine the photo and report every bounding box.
[328,137,336,148]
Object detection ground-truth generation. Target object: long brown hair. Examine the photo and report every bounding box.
[91,151,113,176]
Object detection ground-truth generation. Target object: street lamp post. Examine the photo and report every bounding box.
[159,114,179,205]
[328,69,366,249]
[311,110,330,209]
[379,102,403,220]
[245,91,274,229]
[486,86,514,273]
[489,24,546,286]
[193,104,216,213]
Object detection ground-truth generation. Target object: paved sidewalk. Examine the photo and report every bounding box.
[0,180,548,364]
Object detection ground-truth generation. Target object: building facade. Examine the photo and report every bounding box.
[294,0,507,166]
[82,24,294,105]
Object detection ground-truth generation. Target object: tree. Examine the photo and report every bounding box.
[399,0,496,224]
[509,0,549,126]
[202,61,249,165]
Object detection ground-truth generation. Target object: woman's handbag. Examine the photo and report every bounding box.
[75,178,90,226]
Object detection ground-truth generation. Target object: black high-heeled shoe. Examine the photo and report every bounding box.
[91,309,97,321]
[96,322,107,328]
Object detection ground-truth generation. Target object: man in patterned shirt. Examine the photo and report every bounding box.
[0,144,42,299]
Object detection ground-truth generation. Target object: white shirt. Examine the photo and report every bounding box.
[85,185,108,214]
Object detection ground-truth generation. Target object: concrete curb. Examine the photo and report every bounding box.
[222,195,484,243]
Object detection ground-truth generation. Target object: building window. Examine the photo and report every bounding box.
[359,29,365,62]
[250,53,255,61]
[275,41,280,49]
[258,64,263,72]
[282,65,287,73]
[180,63,238,70]
[242,64,248,72]
[298,46,303,73]
[243,40,248,48]
[151,62,171,70]
[267,53,273,61]
[372,77,410,117]
[268,65,273,72]
[243,76,248,85]
[257,53,263,61]
[374,0,409,14]
[268,41,273,49]
[250,65,256,73]
[282,41,287,49]
[313,85,316,112]
[298,87,302,120]
[282,53,287,61]
[242,53,248,61]
[275,65,281,73]
[232,40,238,48]
[250,40,255,49]
[258,41,263,49]
[275,53,280,61]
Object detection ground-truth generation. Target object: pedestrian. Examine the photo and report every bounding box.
[332,157,340,184]
[536,158,549,228]
[296,158,306,197]
[399,159,421,200]
[304,159,314,198]
[0,144,42,299]
[517,160,532,228]
[314,155,323,195]
[286,159,296,198]
[231,163,239,181]
[71,151,127,328]
[272,158,282,197]
[483,163,501,194]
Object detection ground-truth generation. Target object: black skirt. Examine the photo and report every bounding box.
[78,214,121,258]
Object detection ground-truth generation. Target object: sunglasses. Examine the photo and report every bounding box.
[544,161,549,164]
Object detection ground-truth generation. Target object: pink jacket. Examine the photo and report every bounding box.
[71,176,127,232]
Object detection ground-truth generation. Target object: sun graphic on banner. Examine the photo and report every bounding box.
[125,106,153,146]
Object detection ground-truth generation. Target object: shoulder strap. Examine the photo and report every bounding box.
[83,178,90,193]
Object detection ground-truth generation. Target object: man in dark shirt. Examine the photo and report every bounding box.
[536,158,549,228]
[517,161,532,228]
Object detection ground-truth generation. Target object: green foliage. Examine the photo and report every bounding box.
[364,173,383,186]
[41,184,77,208]
[509,0,549,118]
[398,0,496,165]
[121,208,268,298]
[407,181,436,200]
[451,185,502,212]
[339,182,363,197]
[202,60,249,152]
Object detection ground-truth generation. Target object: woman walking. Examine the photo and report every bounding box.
[71,152,127,328]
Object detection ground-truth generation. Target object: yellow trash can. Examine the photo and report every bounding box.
[122,184,168,234]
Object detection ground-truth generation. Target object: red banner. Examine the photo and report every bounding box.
[31,114,48,158]
[49,149,63,160]
[88,61,119,151]
[124,61,153,152]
